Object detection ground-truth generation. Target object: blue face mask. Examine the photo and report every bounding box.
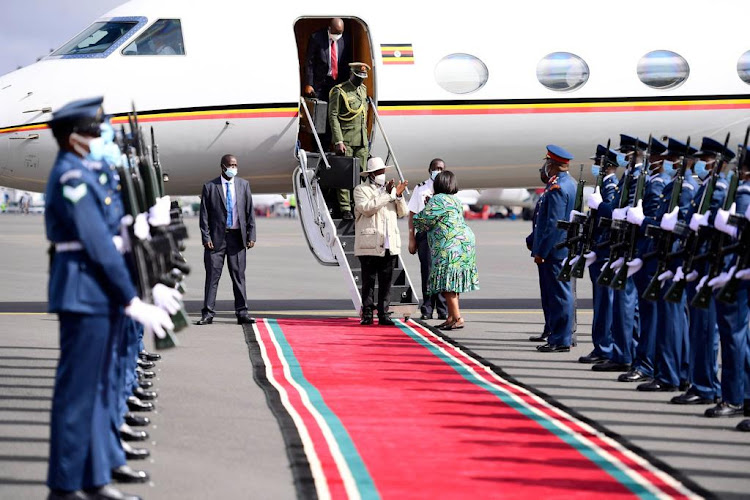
[616,153,628,168]
[591,164,601,178]
[693,160,710,180]
[103,142,123,166]
[430,170,440,180]
[86,137,106,162]
[224,166,237,178]
[663,160,676,176]
[100,122,115,144]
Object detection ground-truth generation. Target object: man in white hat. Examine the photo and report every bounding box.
[353,157,409,325]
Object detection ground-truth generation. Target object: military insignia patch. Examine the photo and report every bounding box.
[62,184,87,204]
[381,44,414,65]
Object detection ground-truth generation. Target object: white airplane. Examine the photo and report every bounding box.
[1,0,750,197]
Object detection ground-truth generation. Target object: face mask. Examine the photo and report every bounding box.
[373,174,386,186]
[100,122,115,144]
[663,160,676,177]
[351,75,364,86]
[103,142,123,166]
[329,32,343,42]
[591,165,601,178]
[616,153,628,168]
[693,160,709,180]
[430,170,440,180]
[86,137,106,162]
[224,166,237,178]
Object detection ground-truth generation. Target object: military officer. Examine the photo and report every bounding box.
[532,145,577,352]
[329,61,371,220]
[45,97,173,500]
[620,137,670,384]
[527,172,551,343]
[578,145,622,363]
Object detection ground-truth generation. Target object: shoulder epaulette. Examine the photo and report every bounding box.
[682,182,695,190]
[737,184,750,193]
[549,184,561,191]
[652,177,665,184]
[716,179,728,189]
[59,170,83,184]
[416,181,427,187]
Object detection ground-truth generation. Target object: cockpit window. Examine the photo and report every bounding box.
[123,19,185,56]
[51,17,147,58]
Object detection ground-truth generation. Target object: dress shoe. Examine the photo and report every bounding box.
[419,313,433,320]
[670,390,716,405]
[637,380,678,392]
[84,484,142,500]
[194,316,213,326]
[47,490,88,500]
[124,413,150,427]
[378,315,396,326]
[119,423,148,442]
[111,465,149,484]
[705,402,744,418]
[237,315,256,325]
[136,359,155,370]
[360,312,373,325]
[341,210,354,220]
[679,380,690,392]
[132,387,157,401]
[578,351,609,364]
[737,419,750,432]
[136,367,155,379]
[618,369,652,383]
[591,361,630,372]
[138,379,153,389]
[121,440,150,460]
[536,343,570,353]
[139,350,161,362]
[529,333,550,342]
[437,314,448,320]
[126,396,154,412]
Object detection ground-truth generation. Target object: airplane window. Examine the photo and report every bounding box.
[536,52,589,92]
[434,54,489,94]
[738,50,750,84]
[52,19,143,57]
[637,50,689,90]
[123,19,185,56]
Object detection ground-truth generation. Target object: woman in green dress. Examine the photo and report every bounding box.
[412,170,479,330]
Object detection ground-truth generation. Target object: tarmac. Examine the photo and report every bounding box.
[0,214,748,499]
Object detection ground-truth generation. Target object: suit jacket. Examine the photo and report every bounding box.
[199,176,256,249]
[304,29,351,96]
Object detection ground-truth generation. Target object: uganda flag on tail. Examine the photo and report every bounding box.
[381,44,414,65]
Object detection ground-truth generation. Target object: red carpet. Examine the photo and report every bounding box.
[245,318,705,500]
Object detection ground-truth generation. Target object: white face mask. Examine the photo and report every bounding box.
[329,32,343,42]
[430,170,440,180]
[224,166,238,178]
[373,174,386,186]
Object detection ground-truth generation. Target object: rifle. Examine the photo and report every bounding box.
[689,132,736,308]
[611,135,651,290]
[596,140,639,287]
[641,137,691,301]
[664,137,722,303]
[556,164,586,281]
[570,140,611,279]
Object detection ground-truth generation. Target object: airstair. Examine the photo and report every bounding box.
[293,97,419,319]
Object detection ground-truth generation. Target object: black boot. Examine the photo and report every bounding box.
[360,309,373,325]
[378,314,395,326]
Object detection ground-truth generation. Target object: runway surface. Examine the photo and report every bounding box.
[0,214,748,499]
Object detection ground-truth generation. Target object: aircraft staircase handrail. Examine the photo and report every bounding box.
[297,97,336,229]
[367,97,410,196]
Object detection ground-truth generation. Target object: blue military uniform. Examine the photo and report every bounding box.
[45,99,138,493]
[532,145,577,350]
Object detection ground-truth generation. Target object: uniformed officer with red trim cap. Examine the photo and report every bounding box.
[531,145,578,352]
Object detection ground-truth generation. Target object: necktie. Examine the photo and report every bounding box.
[330,39,338,80]
[226,182,233,228]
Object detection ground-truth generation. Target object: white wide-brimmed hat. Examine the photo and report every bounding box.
[360,157,392,176]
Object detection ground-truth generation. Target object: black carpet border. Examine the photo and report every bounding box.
[412,319,716,500]
[242,323,318,500]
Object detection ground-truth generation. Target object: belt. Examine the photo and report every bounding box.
[54,241,83,252]
[225,228,240,233]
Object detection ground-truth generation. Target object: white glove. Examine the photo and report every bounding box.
[658,270,674,282]
[125,297,174,339]
[569,209,585,223]
[149,195,172,227]
[736,268,750,280]
[152,283,182,315]
[612,207,628,221]
[695,275,709,292]
[133,213,150,241]
[569,255,580,267]
[610,257,625,271]
[584,251,597,268]
[112,236,125,254]
[708,270,732,290]
[118,215,134,253]
[715,204,737,238]
[627,200,645,226]
[660,207,679,232]
[674,266,699,283]
[626,258,643,277]
[689,212,709,233]
[587,188,603,210]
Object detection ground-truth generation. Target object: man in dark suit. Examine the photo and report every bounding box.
[304,18,351,101]
[197,154,256,325]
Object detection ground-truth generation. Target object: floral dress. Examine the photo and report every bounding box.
[412,193,479,295]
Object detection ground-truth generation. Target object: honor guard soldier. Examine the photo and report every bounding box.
[532,145,577,352]
[45,97,172,500]
[329,61,371,220]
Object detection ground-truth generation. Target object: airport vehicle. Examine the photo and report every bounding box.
[1,0,749,312]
